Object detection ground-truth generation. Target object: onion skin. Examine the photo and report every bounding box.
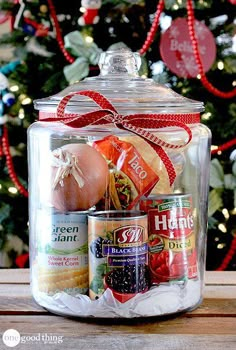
[51,143,109,212]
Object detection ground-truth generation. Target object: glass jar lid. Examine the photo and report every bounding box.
[34,49,204,114]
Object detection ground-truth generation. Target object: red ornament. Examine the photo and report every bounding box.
[78,0,102,26]
[139,0,236,98]
[160,18,216,78]
[228,0,236,4]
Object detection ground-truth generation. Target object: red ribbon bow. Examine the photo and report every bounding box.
[39,90,200,186]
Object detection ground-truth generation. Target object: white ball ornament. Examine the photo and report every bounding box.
[2,92,15,107]
[0,72,9,90]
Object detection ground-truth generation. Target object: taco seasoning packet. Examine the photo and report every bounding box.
[93,135,159,210]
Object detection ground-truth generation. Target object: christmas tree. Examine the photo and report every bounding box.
[0,0,235,269]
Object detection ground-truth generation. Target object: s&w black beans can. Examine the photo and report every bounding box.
[88,210,149,303]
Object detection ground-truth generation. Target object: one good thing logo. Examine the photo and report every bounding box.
[2,329,64,347]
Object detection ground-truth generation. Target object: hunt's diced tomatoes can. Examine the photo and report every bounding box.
[140,194,198,284]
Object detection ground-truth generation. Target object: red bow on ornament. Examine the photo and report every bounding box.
[39,90,200,186]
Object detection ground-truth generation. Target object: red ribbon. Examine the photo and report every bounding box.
[39,90,200,186]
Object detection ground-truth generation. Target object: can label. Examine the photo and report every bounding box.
[88,211,149,302]
[140,195,197,284]
[37,210,88,295]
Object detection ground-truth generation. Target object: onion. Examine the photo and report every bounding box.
[51,143,109,211]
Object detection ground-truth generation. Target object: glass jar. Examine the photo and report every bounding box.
[28,49,211,318]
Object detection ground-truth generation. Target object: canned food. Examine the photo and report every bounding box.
[88,210,149,302]
[36,208,89,295]
[140,194,197,284]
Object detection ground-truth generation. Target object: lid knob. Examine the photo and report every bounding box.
[99,49,141,77]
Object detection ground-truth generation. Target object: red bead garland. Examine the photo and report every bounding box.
[139,0,236,99]
[47,0,75,64]
[46,0,236,99]
[139,0,165,55]
[211,137,236,271]
[211,138,236,155]
[2,126,28,197]
[216,234,236,271]
[0,141,3,157]
[186,0,236,99]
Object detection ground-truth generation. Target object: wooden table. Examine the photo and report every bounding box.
[0,269,235,349]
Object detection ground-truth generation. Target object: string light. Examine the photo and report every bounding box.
[233,81,236,87]
[19,94,27,102]
[8,187,18,194]
[173,4,179,10]
[217,243,226,249]
[0,184,2,189]
[218,223,227,233]
[197,74,201,79]
[79,7,86,13]
[18,108,25,120]
[202,112,212,120]
[21,97,32,105]
[211,145,218,152]
[217,61,224,70]
[231,208,236,215]
[9,85,19,92]
[85,36,93,44]
[222,208,230,220]
[122,14,129,23]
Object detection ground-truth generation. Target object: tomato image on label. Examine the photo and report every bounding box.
[149,250,188,283]
[149,234,164,253]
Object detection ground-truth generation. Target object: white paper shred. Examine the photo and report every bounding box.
[33,279,201,318]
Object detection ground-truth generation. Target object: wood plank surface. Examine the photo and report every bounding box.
[204,285,236,298]
[0,295,235,317]
[1,333,236,350]
[205,271,236,285]
[0,315,236,334]
[0,270,235,350]
[0,315,236,350]
[0,269,29,284]
[0,271,235,315]
[0,269,235,286]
